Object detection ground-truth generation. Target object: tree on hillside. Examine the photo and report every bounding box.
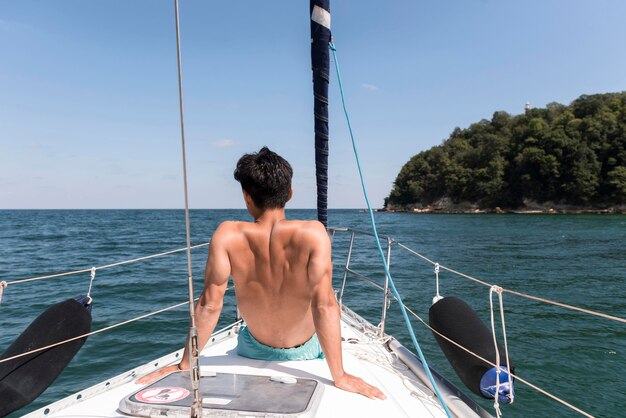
[386,92,626,210]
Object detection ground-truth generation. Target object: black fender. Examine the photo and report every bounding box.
[0,297,92,416]
[429,296,514,399]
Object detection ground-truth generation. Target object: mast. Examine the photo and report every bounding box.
[310,0,331,227]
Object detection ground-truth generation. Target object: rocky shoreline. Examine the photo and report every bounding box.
[382,198,626,214]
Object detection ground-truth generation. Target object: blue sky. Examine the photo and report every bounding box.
[2,1,626,209]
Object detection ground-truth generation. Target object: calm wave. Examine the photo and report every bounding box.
[1,210,624,417]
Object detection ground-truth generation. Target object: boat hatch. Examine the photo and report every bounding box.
[119,371,323,417]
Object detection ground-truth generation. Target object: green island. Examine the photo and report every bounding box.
[384,92,626,214]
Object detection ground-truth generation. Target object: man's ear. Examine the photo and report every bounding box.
[243,190,253,207]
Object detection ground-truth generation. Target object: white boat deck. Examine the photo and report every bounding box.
[25,307,491,418]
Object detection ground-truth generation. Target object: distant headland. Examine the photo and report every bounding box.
[384,92,626,214]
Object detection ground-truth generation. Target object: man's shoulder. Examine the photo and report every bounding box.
[212,221,246,243]
[285,219,322,226]
[216,220,244,231]
[285,220,328,243]
[286,219,325,232]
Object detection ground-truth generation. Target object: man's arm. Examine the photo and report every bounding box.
[178,223,231,370]
[136,223,232,384]
[306,223,386,400]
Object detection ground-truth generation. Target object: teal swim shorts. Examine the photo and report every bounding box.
[237,326,325,361]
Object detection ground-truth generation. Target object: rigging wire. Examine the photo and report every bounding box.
[172,0,202,416]
[328,41,453,418]
[4,242,211,287]
[396,242,626,324]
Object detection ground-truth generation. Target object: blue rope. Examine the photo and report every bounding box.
[329,42,452,418]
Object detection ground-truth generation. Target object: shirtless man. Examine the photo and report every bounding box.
[138,147,385,400]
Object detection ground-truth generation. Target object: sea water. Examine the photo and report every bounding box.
[0,210,624,417]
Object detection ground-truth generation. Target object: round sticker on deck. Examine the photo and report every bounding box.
[135,386,190,404]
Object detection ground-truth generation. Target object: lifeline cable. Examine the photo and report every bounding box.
[396,242,626,324]
[329,41,452,418]
[5,242,211,287]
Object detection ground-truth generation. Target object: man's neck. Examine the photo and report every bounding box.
[253,208,287,225]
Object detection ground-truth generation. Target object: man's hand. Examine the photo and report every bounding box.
[334,372,386,400]
[135,364,183,385]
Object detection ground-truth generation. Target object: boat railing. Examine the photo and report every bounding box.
[328,227,394,337]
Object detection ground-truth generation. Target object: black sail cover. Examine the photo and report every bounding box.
[0,297,92,416]
[310,0,331,227]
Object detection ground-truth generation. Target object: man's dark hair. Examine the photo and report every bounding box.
[234,147,293,209]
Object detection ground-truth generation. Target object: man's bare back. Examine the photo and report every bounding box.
[222,217,325,348]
